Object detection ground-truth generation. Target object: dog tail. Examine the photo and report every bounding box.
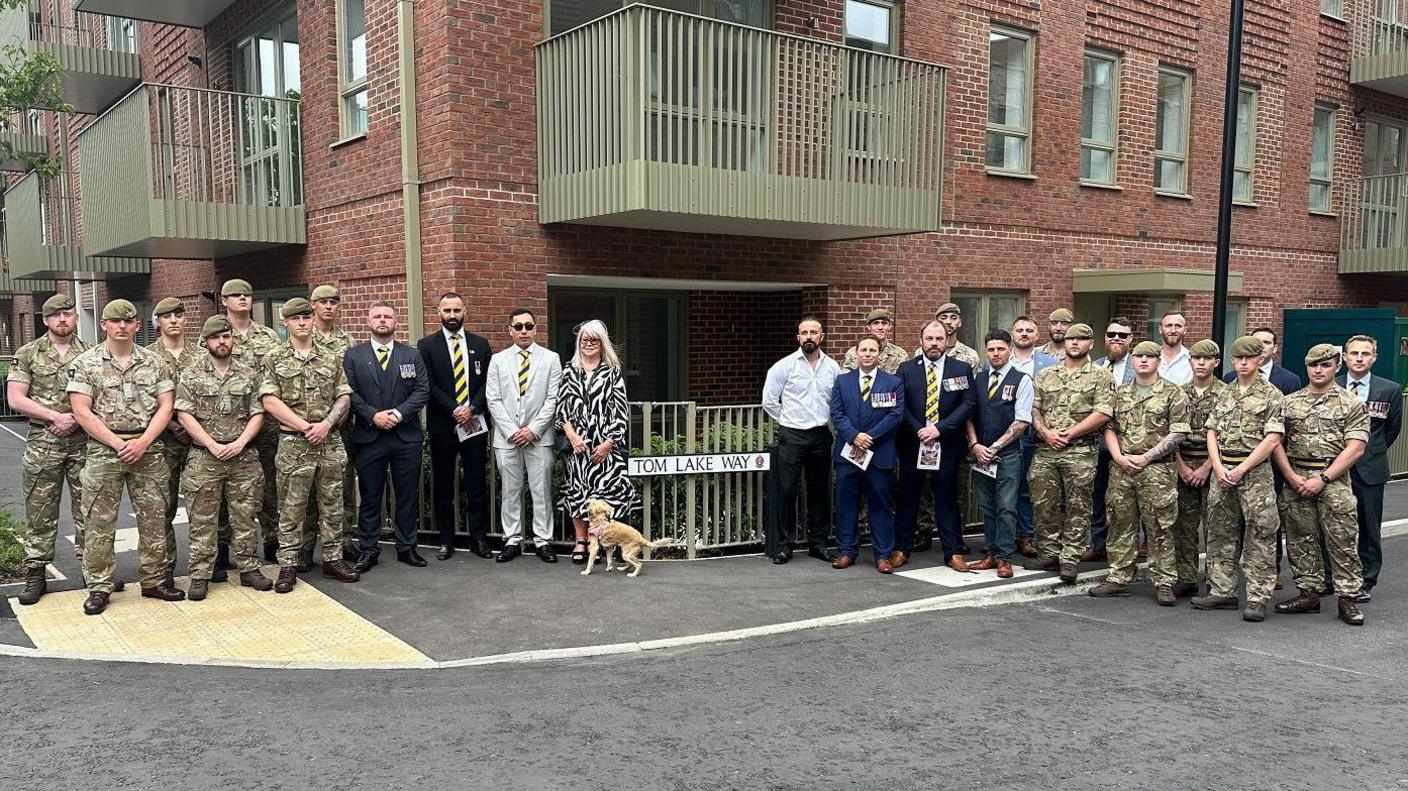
[646,537,672,549]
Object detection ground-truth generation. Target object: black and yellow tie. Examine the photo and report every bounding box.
[1351,381,1362,397]
[518,348,531,396]
[861,373,872,402]
[988,375,1000,400]
[377,345,390,371]
[450,333,469,404]
[925,363,940,424]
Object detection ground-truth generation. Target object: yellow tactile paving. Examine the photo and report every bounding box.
[8,566,432,666]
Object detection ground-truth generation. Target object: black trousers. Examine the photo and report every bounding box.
[896,442,963,555]
[1353,476,1386,591]
[355,436,423,552]
[428,429,489,546]
[766,426,832,557]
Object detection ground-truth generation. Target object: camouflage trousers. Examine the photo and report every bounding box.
[1279,466,1362,596]
[182,446,264,580]
[20,430,87,570]
[157,433,191,575]
[253,424,281,550]
[299,426,359,555]
[1174,477,1209,585]
[1106,462,1178,585]
[275,432,347,566]
[79,442,170,593]
[1028,444,1097,565]
[1204,462,1279,604]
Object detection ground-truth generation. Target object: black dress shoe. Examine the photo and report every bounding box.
[771,549,792,565]
[535,544,558,563]
[496,543,522,563]
[352,555,378,574]
[913,535,934,553]
[437,545,455,561]
[467,539,493,559]
[343,543,363,562]
[808,546,837,563]
[396,548,428,567]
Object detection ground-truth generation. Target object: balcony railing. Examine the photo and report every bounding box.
[75,0,236,29]
[1,170,148,280]
[536,4,946,240]
[0,130,48,171]
[0,5,142,113]
[1340,173,1408,273]
[79,84,306,259]
[1352,17,1408,97]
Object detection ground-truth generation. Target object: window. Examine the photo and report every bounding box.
[1310,104,1335,214]
[546,1,771,37]
[1234,86,1257,203]
[337,0,368,137]
[234,11,302,207]
[1154,67,1191,194]
[986,26,1032,174]
[1321,0,1342,16]
[1081,50,1118,185]
[549,289,685,401]
[106,16,137,54]
[24,109,40,136]
[1219,300,1247,358]
[251,288,307,340]
[844,0,894,53]
[1361,119,1408,249]
[951,292,1025,343]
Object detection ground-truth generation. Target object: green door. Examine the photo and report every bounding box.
[1282,308,1396,383]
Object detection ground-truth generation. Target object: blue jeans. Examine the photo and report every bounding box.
[834,464,895,561]
[1017,434,1036,539]
[973,450,1020,560]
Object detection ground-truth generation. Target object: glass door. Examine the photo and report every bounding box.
[1362,119,1408,250]
[234,9,301,207]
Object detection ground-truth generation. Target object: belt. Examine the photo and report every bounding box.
[111,430,144,440]
[1181,449,1209,459]
[279,427,305,436]
[198,438,242,447]
[1288,456,1329,470]
[1219,452,1251,464]
[28,420,46,430]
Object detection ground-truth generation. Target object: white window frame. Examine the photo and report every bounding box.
[1154,66,1191,196]
[986,25,1034,176]
[1234,85,1257,205]
[843,0,897,54]
[105,16,137,54]
[1309,103,1336,215]
[951,291,1027,339]
[336,0,369,139]
[1080,49,1119,186]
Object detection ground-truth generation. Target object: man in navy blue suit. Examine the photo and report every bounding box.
[1221,327,1301,395]
[896,320,977,570]
[829,337,905,573]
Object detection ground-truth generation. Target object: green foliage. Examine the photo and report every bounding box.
[0,0,73,178]
[0,506,23,574]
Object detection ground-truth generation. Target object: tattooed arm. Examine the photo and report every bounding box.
[1141,432,1187,463]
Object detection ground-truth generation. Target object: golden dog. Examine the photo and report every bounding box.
[581,498,670,577]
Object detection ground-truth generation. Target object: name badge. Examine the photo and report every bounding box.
[942,376,969,392]
[399,363,417,379]
[1001,384,1016,402]
[870,391,897,409]
[1369,401,1390,420]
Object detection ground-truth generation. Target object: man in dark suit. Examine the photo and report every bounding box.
[896,319,976,570]
[829,337,905,573]
[1339,334,1403,602]
[345,301,430,571]
[1222,327,1301,395]
[417,292,494,560]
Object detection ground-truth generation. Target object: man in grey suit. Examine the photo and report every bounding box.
[344,302,430,572]
[1086,317,1137,560]
[1338,334,1403,602]
[486,308,563,563]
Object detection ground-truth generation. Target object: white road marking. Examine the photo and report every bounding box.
[1226,646,1392,681]
[897,563,1043,587]
[0,422,28,442]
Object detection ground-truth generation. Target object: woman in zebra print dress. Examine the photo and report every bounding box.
[555,320,641,564]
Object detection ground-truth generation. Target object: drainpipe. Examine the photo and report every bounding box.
[398,0,424,335]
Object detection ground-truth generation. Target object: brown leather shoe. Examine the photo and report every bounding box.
[876,558,894,574]
[996,560,1014,578]
[274,566,299,594]
[968,555,997,571]
[1156,585,1176,606]
[888,551,907,569]
[140,583,186,602]
[83,591,110,616]
[1274,589,1321,614]
[832,554,855,569]
[1080,547,1107,563]
[1338,596,1365,625]
[17,567,46,606]
[322,559,361,582]
[1015,537,1038,558]
[240,570,274,591]
[947,554,969,572]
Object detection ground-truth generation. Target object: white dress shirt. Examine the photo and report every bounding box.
[1347,372,1372,404]
[370,339,402,420]
[1159,344,1192,385]
[762,348,840,429]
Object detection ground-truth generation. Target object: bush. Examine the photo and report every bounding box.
[0,507,23,575]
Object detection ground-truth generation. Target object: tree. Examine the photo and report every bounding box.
[0,0,71,178]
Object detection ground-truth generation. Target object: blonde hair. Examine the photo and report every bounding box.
[570,319,621,371]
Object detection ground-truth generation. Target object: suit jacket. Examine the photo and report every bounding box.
[485,342,562,449]
[344,341,430,445]
[896,355,976,453]
[1336,372,1403,486]
[829,368,904,469]
[417,328,492,436]
[1222,364,1301,395]
[1094,355,1137,385]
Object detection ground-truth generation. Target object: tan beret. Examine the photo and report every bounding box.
[1189,339,1221,357]
[153,297,184,316]
[1304,343,1340,365]
[934,302,961,317]
[100,299,138,321]
[866,308,893,322]
[1131,340,1162,356]
[310,284,340,302]
[1048,308,1075,323]
[1065,323,1094,340]
[280,297,314,319]
[200,315,232,339]
[1229,336,1264,357]
[221,278,253,297]
[41,294,75,316]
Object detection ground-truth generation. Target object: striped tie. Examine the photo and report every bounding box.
[988,375,1000,400]
[925,363,940,424]
[860,373,872,402]
[517,348,531,396]
[377,345,390,371]
[1351,381,1362,398]
[450,333,469,405]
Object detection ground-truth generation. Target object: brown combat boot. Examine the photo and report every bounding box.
[188,579,209,601]
[1274,589,1321,614]
[1155,586,1176,606]
[1338,596,1365,626]
[1024,555,1059,571]
[83,591,110,616]
[17,567,47,606]
[1242,601,1266,622]
[1191,594,1239,610]
[240,570,274,591]
[274,566,299,594]
[321,559,360,583]
[1015,537,1038,558]
[1088,581,1129,597]
[141,583,186,602]
[1058,563,1079,584]
[296,549,316,573]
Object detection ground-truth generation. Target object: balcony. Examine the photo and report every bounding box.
[1340,173,1408,273]
[78,84,306,259]
[535,5,946,240]
[74,0,234,28]
[0,130,48,171]
[0,5,141,114]
[1,171,148,281]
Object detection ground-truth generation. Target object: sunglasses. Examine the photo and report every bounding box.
[511,322,536,331]
[1105,331,1132,339]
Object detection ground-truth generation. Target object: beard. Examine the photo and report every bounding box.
[800,340,819,355]
[1066,346,1089,361]
[209,345,232,359]
[1051,333,1065,344]
[441,317,464,333]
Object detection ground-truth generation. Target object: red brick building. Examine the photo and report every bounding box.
[4,0,1408,404]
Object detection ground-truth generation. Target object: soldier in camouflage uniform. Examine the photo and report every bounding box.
[221,278,284,563]
[1089,341,1191,604]
[1193,335,1286,622]
[260,298,360,592]
[1039,308,1074,357]
[1271,344,1369,626]
[174,315,273,601]
[310,283,360,562]
[935,302,981,369]
[146,297,201,583]
[1025,323,1114,584]
[67,299,185,615]
[841,308,909,374]
[8,295,91,605]
[1173,339,1225,597]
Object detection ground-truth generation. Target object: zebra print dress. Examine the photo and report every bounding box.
[554,363,641,520]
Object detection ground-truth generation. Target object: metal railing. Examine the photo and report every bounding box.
[1342,173,1407,253]
[1363,16,1408,59]
[25,11,130,52]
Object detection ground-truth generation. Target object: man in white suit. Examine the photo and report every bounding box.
[486,308,563,562]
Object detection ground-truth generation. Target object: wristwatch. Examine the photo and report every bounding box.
[1318,472,1332,485]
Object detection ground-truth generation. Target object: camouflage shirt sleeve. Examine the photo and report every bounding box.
[1167,385,1192,435]
[841,347,857,372]
[1092,369,1116,417]
[1262,389,1286,435]
[258,354,282,399]
[1203,393,1225,433]
[173,378,196,414]
[1344,398,1370,444]
[65,355,95,397]
[333,354,352,398]
[8,347,32,384]
[1032,368,1051,413]
[153,358,176,396]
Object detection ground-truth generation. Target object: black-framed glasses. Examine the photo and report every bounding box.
[1105,331,1132,339]
[511,322,535,331]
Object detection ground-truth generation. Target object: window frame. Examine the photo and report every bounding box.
[1233,85,1258,205]
[105,16,138,54]
[985,24,1035,177]
[1080,48,1120,186]
[1154,65,1192,196]
[335,0,369,140]
[950,291,1027,343]
[843,0,898,54]
[1309,102,1336,216]
[1320,0,1343,18]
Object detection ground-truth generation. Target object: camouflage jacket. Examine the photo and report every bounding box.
[947,340,981,369]
[145,338,202,379]
[1281,385,1370,463]
[66,343,175,430]
[260,343,352,424]
[842,341,909,374]
[10,334,90,417]
[1178,378,1225,454]
[1033,360,1115,436]
[174,355,265,442]
[230,321,282,372]
[1109,378,1192,455]
[314,325,353,361]
[1205,377,1286,455]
